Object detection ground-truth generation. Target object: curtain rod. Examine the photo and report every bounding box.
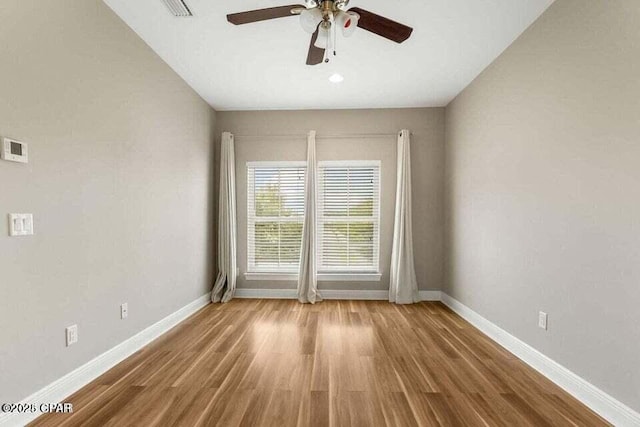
[231,132,407,140]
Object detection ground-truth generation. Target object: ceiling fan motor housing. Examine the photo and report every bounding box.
[318,0,350,14]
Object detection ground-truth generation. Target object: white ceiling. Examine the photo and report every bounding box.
[103,0,553,111]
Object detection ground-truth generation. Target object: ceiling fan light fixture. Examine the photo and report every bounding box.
[337,11,359,37]
[300,8,323,33]
[314,24,330,49]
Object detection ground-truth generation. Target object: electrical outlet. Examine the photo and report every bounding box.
[121,303,128,319]
[538,311,548,330]
[66,325,78,346]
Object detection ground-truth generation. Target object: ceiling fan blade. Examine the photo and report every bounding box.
[348,7,413,43]
[227,5,305,25]
[306,26,325,65]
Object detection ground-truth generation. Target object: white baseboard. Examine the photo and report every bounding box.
[0,293,211,427]
[418,290,441,301]
[235,288,441,302]
[235,288,297,299]
[440,293,640,427]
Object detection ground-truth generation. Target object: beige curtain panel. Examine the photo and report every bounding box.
[389,129,419,304]
[212,132,238,303]
[297,130,322,304]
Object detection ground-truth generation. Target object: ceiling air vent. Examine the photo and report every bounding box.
[162,0,193,17]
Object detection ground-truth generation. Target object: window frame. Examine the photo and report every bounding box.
[246,161,306,274]
[244,160,382,282]
[317,160,382,275]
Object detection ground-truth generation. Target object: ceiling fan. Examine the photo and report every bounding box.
[227,0,413,65]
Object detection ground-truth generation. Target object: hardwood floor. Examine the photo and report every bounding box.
[30,299,608,426]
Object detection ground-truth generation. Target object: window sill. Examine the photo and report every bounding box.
[244,272,382,282]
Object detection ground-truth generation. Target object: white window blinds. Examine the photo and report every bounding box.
[318,162,381,272]
[247,162,306,272]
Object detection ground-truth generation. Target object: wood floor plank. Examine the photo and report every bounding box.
[378,391,420,427]
[305,391,330,427]
[404,391,442,426]
[29,300,610,427]
[28,383,110,427]
[153,387,218,427]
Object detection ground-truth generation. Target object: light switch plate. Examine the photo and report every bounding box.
[121,303,128,319]
[9,213,34,236]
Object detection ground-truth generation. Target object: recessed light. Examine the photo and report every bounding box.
[329,73,344,83]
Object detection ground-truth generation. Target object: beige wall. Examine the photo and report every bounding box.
[215,109,445,292]
[0,0,215,402]
[445,0,640,412]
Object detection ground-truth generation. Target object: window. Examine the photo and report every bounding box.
[247,162,306,273]
[318,161,380,273]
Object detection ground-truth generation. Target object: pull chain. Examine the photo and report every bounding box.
[324,31,330,63]
[333,16,337,57]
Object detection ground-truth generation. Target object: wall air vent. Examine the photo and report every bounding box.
[162,0,193,17]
